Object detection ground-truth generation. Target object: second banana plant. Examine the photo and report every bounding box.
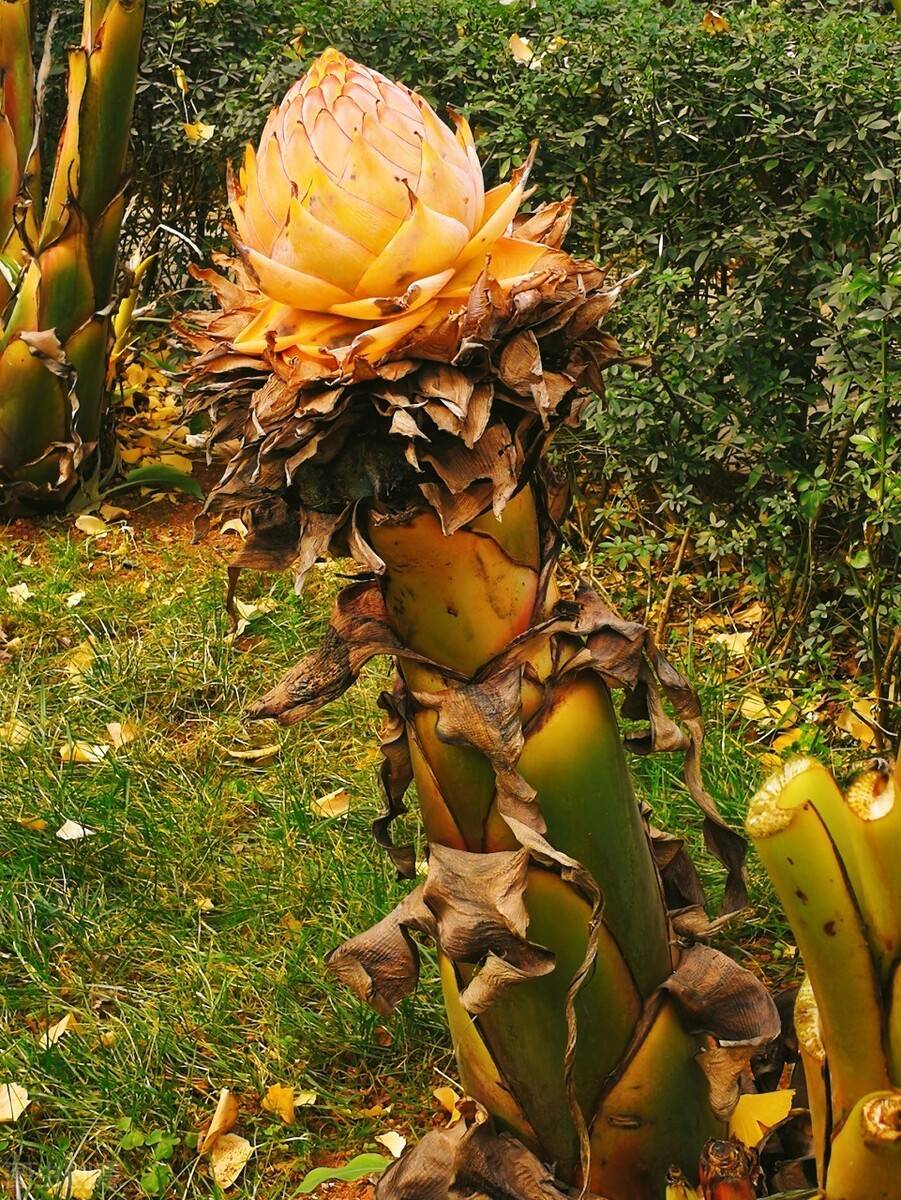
[186,50,778,1198]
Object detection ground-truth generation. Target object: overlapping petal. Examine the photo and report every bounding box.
[211,48,550,372]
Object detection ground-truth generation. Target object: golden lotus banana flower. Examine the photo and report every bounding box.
[198,47,546,371]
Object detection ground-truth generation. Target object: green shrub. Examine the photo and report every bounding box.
[135,0,900,715]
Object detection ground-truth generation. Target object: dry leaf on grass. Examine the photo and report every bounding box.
[64,640,96,681]
[106,720,139,749]
[374,1131,406,1158]
[66,592,85,608]
[261,1083,295,1124]
[199,1088,238,1154]
[39,1013,77,1049]
[55,820,96,841]
[74,515,109,537]
[7,582,32,605]
[225,744,279,763]
[50,1169,101,1199]
[0,1082,29,1123]
[59,741,109,765]
[711,631,752,658]
[210,1133,252,1188]
[310,788,350,819]
[17,816,47,832]
[1,717,30,747]
[836,694,878,747]
[99,504,129,521]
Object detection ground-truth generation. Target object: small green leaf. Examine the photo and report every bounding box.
[139,1163,172,1196]
[296,1153,390,1194]
[105,465,204,501]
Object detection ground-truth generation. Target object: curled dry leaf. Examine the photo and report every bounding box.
[0,1082,29,1123]
[508,33,533,63]
[433,1086,463,1125]
[199,1087,239,1154]
[261,1083,295,1124]
[295,1089,317,1108]
[51,1169,101,1200]
[55,820,96,841]
[311,788,350,818]
[59,741,109,765]
[39,1013,77,1049]
[220,519,249,539]
[210,1133,252,1188]
[711,631,752,659]
[225,743,280,763]
[375,1131,407,1159]
[99,504,129,520]
[66,592,86,608]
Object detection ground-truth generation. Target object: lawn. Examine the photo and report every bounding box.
[1,483,854,1198]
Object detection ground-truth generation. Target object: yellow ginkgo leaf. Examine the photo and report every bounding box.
[184,120,215,143]
[99,504,129,521]
[729,1089,794,1148]
[507,34,533,64]
[51,1169,101,1200]
[0,1082,29,1123]
[433,1085,463,1125]
[701,9,730,34]
[375,1131,406,1158]
[174,66,189,94]
[295,1090,317,1108]
[209,1133,252,1188]
[64,640,96,681]
[199,1088,238,1154]
[261,1083,295,1124]
[59,741,109,765]
[311,788,350,819]
[39,1013,77,1049]
[157,452,193,473]
[836,695,877,748]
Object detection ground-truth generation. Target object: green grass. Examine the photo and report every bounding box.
[0,498,857,1198]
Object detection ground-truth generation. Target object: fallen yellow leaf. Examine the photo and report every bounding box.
[74,515,109,537]
[99,504,129,521]
[17,815,47,832]
[295,1089,317,1108]
[59,741,109,765]
[261,1083,295,1124]
[0,717,30,747]
[64,640,96,681]
[39,1013,77,1049]
[836,695,877,748]
[55,819,96,841]
[199,1088,239,1154]
[225,743,280,763]
[157,452,193,473]
[210,1133,252,1187]
[106,719,139,749]
[51,1169,101,1200]
[772,728,804,754]
[311,788,350,819]
[0,1082,29,1123]
[375,1130,406,1158]
[66,591,85,608]
[711,631,752,659]
[433,1085,463,1124]
[701,9,730,33]
[507,33,533,64]
[7,582,32,605]
[174,66,189,94]
[729,1089,794,1148]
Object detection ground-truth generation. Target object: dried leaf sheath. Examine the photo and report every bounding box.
[185,49,778,1200]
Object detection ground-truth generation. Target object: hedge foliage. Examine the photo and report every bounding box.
[129,0,900,702]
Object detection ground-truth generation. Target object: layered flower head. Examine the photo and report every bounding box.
[221,48,545,368]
